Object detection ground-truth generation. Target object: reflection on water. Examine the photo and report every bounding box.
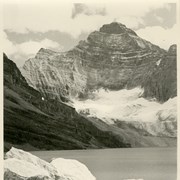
[31,148,176,180]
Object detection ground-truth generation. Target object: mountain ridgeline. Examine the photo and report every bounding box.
[4,22,177,150]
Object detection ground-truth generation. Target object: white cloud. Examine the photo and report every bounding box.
[154,14,164,23]
[2,31,63,67]
[72,3,106,18]
[136,24,178,50]
[3,2,172,37]
[116,16,144,29]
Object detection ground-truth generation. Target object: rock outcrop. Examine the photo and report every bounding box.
[21,22,166,100]
[4,159,51,180]
[4,147,96,180]
[5,147,59,179]
[51,158,96,180]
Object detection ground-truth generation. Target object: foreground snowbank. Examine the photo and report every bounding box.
[73,87,177,124]
[4,147,96,180]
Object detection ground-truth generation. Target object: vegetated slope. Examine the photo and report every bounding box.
[4,53,131,151]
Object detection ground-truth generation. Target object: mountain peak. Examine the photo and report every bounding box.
[35,48,57,59]
[3,53,8,59]
[38,48,46,52]
[99,22,137,36]
[37,48,56,54]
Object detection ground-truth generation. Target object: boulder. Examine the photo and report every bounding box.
[51,158,96,180]
[4,158,50,180]
[5,147,59,179]
[4,147,96,180]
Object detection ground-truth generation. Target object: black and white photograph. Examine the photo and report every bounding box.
[1,0,179,179]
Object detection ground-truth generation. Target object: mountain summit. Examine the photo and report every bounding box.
[99,22,137,35]
[21,22,170,101]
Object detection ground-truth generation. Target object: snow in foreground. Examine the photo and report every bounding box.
[4,147,96,180]
[73,87,177,124]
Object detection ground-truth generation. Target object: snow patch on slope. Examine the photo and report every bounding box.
[73,87,177,124]
[156,59,162,66]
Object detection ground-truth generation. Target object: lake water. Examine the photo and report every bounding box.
[31,148,177,180]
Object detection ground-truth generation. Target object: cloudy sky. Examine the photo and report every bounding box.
[2,0,178,67]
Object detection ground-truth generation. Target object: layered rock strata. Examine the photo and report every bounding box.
[21,22,166,100]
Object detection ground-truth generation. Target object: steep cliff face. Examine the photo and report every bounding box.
[21,48,87,101]
[142,44,177,102]
[4,53,28,88]
[21,22,166,100]
[4,54,131,151]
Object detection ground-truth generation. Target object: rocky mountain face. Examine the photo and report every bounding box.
[4,53,131,151]
[142,44,177,102]
[21,48,87,101]
[21,22,166,100]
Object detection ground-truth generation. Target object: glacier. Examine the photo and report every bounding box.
[73,87,177,136]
